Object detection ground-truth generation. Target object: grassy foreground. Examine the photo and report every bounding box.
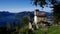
[19,25,60,34]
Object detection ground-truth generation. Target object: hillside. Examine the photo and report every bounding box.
[0,11,53,28]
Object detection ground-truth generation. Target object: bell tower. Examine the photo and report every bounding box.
[34,9,39,29]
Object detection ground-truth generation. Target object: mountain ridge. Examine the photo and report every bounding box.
[0,11,53,28]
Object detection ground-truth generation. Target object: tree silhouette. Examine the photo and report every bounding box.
[0,26,7,34]
[53,3,60,24]
[21,17,29,25]
[31,0,58,7]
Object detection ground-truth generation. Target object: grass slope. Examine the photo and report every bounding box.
[19,25,60,34]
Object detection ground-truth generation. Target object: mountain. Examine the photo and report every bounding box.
[16,11,34,19]
[0,11,53,28]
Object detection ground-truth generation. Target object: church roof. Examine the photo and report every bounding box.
[36,11,46,17]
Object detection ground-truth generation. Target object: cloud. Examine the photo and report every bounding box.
[0,7,52,13]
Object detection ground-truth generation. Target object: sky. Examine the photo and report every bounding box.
[0,0,53,13]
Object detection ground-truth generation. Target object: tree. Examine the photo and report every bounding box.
[53,3,60,24]
[31,0,58,7]
[31,0,60,23]
[7,21,11,30]
[14,21,19,32]
[21,17,29,25]
[0,26,7,34]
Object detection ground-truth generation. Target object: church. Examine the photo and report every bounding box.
[29,9,47,30]
[34,9,46,24]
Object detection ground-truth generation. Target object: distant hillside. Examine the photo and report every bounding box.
[0,11,53,27]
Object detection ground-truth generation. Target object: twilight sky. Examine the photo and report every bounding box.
[0,0,53,13]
